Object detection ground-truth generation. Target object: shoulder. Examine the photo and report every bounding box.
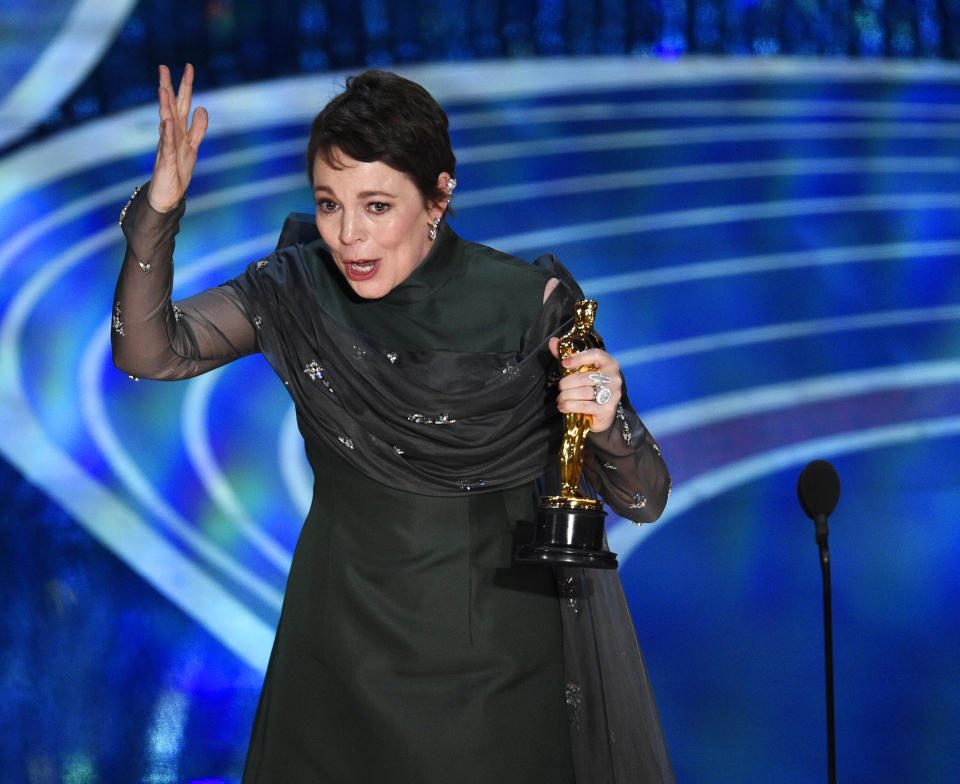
[224,243,315,307]
[447,230,556,317]
[454,232,553,287]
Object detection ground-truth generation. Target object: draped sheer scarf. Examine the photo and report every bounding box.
[226,225,582,496]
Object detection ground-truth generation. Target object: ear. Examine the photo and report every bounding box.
[431,171,454,218]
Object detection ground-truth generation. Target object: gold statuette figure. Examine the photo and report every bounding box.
[516,299,618,569]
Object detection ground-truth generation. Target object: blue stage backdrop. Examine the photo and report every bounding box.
[1,3,959,783]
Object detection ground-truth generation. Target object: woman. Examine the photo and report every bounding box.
[113,64,674,783]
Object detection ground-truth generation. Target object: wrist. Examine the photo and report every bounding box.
[146,181,181,214]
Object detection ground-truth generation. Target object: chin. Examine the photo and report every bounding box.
[346,278,392,300]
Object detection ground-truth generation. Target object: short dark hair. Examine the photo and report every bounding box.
[306,70,456,207]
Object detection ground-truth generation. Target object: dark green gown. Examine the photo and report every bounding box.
[113,189,674,784]
[239,225,576,782]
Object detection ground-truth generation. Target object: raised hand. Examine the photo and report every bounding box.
[147,64,208,213]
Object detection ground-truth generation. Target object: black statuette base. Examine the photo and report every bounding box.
[515,503,618,569]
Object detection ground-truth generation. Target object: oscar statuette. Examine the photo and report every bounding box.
[516,299,618,569]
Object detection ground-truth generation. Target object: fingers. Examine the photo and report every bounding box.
[157,63,203,122]
[156,64,207,151]
[548,337,560,360]
[157,84,174,132]
[187,105,209,148]
[176,63,195,118]
[158,64,173,98]
[560,347,613,373]
[150,63,205,212]
[557,369,621,404]
[554,348,622,431]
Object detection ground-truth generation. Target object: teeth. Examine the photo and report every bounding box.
[351,262,375,273]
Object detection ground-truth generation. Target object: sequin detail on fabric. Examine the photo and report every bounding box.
[565,683,583,731]
[407,413,455,425]
[303,360,334,392]
[117,185,141,225]
[615,402,632,446]
[112,302,125,336]
[558,576,581,615]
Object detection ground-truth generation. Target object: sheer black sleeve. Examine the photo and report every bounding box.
[111,184,257,380]
[582,381,671,524]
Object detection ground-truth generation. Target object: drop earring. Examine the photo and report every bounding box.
[428,215,441,241]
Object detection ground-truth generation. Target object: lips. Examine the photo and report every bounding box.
[343,259,379,281]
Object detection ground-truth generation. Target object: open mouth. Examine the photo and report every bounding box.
[343,259,379,280]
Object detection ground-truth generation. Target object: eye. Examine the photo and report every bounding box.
[368,201,390,214]
[316,198,339,214]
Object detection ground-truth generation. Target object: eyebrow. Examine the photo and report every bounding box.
[312,185,398,199]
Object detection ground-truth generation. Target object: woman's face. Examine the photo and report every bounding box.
[312,150,448,299]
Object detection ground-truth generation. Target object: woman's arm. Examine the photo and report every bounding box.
[549,335,670,523]
[582,390,671,523]
[111,64,257,379]
[111,185,257,379]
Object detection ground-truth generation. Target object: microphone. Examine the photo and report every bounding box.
[797,459,841,547]
[796,459,841,784]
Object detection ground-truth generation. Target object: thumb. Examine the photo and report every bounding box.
[548,337,560,360]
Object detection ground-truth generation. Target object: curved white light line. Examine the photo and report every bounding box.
[7,55,960,206]
[102,241,290,568]
[0,218,285,609]
[66,200,278,569]
[79,325,284,609]
[611,414,960,564]
[0,390,275,672]
[455,120,960,166]
[192,138,305,177]
[581,238,960,295]
[11,119,950,281]
[0,147,305,280]
[0,229,278,669]
[0,0,138,149]
[147,191,960,307]
[180,370,293,570]
[617,304,960,367]
[452,98,960,128]
[184,173,305,216]
[9,152,955,288]
[643,359,960,437]
[279,404,313,517]
[486,191,960,254]
[68,218,292,585]
[0,178,141,282]
[454,156,960,210]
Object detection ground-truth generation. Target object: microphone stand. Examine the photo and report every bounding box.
[816,517,836,784]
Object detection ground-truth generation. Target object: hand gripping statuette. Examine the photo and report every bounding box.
[517,299,618,569]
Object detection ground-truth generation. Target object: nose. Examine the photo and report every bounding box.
[339,210,363,245]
